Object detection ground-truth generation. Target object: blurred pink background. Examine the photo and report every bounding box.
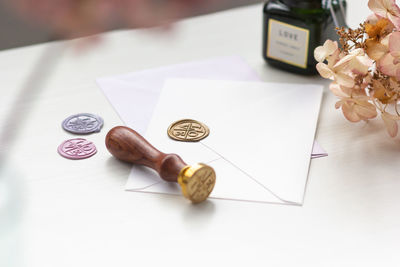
[0,0,262,50]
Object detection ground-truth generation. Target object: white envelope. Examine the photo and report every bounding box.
[127,79,323,205]
[96,56,327,158]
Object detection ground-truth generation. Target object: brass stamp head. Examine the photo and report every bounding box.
[178,163,216,204]
[167,119,210,142]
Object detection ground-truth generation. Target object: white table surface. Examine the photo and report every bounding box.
[1,2,399,267]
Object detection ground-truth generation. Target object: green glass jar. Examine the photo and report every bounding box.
[263,0,347,75]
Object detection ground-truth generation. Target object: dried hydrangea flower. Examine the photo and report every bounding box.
[314,0,400,138]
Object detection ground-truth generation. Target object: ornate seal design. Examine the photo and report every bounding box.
[167,119,209,142]
[62,113,103,134]
[57,138,97,160]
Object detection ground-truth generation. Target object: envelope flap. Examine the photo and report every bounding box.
[128,158,289,204]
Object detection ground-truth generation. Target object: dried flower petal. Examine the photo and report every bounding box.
[365,18,392,38]
[341,99,377,122]
[335,72,356,87]
[378,33,400,79]
[316,62,334,79]
[379,52,398,76]
[382,111,399,137]
[335,100,343,109]
[329,83,351,98]
[314,40,338,62]
[342,100,362,122]
[353,100,378,119]
[366,38,389,60]
[367,13,380,24]
[389,77,400,92]
[389,32,400,57]
[334,48,365,68]
[373,79,394,103]
[351,55,374,74]
[368,0,400,29]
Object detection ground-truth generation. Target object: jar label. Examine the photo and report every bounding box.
[267,19,309,69]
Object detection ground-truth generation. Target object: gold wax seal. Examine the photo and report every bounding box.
[167,119,210,142]
[178,163,216,204]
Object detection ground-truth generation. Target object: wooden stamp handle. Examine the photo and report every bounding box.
[105,126,187,182]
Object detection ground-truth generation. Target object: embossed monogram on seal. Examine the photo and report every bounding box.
[167,119,209,142]
[58,138,97,160]
[186,166,216,203]
[62,113,103,134]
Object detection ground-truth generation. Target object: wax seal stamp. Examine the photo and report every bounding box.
[62,113,103,134]
[167,119,209,142]
[106,126,216,203]
[178,164,216,204]
[58,138,97,160]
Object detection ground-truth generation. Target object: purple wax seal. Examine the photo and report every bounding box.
[62,113,103,134]
[57,138,97,160]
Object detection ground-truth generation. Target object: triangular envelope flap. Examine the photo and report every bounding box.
[202,83,323,203]
[207,158,285,203]
[129,158,286,204]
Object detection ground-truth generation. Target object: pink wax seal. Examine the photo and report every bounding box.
[57,138,97,160]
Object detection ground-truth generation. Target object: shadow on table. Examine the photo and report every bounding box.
[181,200,216,226]
[105,156,217,226]
[155,196,217,228]
[104,157,133,184]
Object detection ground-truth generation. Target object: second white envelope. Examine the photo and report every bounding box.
[127,79,323,205]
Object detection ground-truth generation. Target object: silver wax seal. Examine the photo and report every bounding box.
[62,113,103,134]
